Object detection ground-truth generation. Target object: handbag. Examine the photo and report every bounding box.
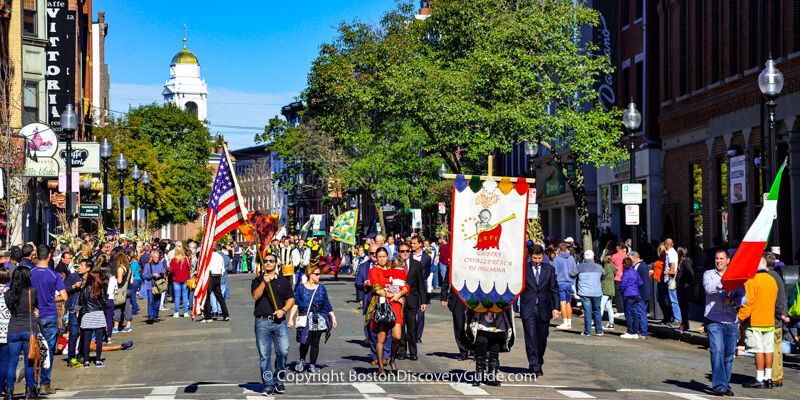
[114,269,132,306]
[150,262,168,295]
[372,296,395,325]
[788,284,800,319]
[187,277,197,291]
[27,289,40,362]
[295,284,319,329]
[667,277,677,291]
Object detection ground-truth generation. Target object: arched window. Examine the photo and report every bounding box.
[185,101,198,117]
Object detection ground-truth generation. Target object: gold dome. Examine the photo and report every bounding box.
[171,49,198,65]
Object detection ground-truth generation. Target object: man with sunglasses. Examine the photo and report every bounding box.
[397,242,428,361]
[355,244,391,364]
[252,253,295,396]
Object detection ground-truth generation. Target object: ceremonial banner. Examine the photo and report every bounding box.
[450,176,529,312]
[331,209,358,245]
[249,211,280,259]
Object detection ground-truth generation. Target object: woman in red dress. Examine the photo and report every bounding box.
[366,248,408,374]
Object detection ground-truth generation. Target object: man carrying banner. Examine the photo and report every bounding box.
[520,244,559,378]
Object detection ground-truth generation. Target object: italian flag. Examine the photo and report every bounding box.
[721,160,786,292]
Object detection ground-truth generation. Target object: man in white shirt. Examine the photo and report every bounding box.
[202,243,230,323]
[664,238,681,327]
[291,240,310,286]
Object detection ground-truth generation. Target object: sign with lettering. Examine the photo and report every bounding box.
[46,3,77,134]
[593,1,618,112]
[19,123,57,158]
[625,205,639,225]
[78,204,101,219]
[729,155,746,204]
[622,183,643,204]
[23,142,100,176]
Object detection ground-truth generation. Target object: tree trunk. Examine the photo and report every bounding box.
[550,152,594,252]
[370,191,386,235]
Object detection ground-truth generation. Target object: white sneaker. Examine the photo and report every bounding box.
[173,313,180,318]
[184,313,191,318]
[604,323,615,330]
[620,333,639,339]
[556,324,570,330]
[613,312,625,318]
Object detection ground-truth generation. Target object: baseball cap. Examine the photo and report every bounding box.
[584,249,594,259]
[565,237,575,243]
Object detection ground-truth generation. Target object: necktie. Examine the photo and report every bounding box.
[405,260,409,274]
[534,266,540,283]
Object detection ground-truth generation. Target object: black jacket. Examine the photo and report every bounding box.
[519,261,559,321]
[440,262,462,311]
[676,258,694,287]
[76,285,109,313]
[403,258,428,309]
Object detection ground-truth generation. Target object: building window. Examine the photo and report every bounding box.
[621,66,630,108]
[695,1,705,90]
[717,157,729,244]
[621,0,630,27]
[679,1,688,95]
[729,0,740,75]
[690,163,704,261]
[23,81,38,125]
[635,0,643,21]
[23,0,36,36]
[748,1,760,70]
[635,61,643,118]
[185,101,198,117]
[711,2,721,82]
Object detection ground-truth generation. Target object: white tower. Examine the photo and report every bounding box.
[163,27,207,121]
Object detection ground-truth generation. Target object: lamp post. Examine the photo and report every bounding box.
[99,138,113,229]
[758,56,783,248]
[141,171,150,229]
[59,105,79,218]
[524,141,538,178]
[116,153,128,234]
[622,99,642,252]
[131,165,141,236]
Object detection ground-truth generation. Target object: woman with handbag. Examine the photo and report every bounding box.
[288,266,337,374]
[94,260,115,343]
[128,250,142,316]
[142,251,166,324]
[4,266,40,400]
[112,252,134,333]
[365,249,408,375]
[77,271,109,368]
[170,247,192,318]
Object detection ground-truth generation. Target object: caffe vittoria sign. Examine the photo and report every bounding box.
[46,2,76,134]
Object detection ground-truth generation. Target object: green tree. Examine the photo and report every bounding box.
[94,103,214,229]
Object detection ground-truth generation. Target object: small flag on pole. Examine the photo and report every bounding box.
[721,159,786,292]
[330,209,358,245]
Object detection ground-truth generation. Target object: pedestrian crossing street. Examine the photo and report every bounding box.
[49,382,775,400]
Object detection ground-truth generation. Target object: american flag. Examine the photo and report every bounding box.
[192,145,248,317]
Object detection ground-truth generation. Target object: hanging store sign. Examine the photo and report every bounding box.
[593,0,619,112]
[46,4,77,134]
[19,123,58,158]
[729,155,746,204]
[24,142,100,177]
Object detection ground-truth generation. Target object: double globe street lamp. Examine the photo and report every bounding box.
[131,165,141,235]
[141,171,151,229]
[116,153,128,234]
[622,99,642,252]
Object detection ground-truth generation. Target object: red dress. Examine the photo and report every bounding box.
[368,266,409,330]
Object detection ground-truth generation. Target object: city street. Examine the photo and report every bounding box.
[49,274,799,400]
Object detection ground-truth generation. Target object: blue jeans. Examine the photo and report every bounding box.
[210,292,220,314]
[637,300,649,336]
[130,280,141,314]
[706,321,738,391]
[668,287,681,323]
[254,317,289,389]
[222,272,230,299]
[439,263,448,286]
[432,263,439,288]
[40,315,58,385]
[601,295,615,322]
[173,281,189,314]
[68,310,80,358]
[6,332,35,389]
[623,298,641,334]
[580,296,603,335]
[0,344,7,389]
[147,288,160,320]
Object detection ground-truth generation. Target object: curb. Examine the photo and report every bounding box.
[613,315,800,362]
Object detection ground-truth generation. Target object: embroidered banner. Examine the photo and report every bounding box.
[450,178,529,312]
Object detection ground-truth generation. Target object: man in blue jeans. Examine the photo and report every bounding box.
[30,244,67,395]
[64,259,92,367]
[703,249,746,396]
[569,250,606,336]
[251,253,295,396]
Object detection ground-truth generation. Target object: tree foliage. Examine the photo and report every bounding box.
[93,103,214,228]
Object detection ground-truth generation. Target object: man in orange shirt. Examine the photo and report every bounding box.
[738,253,779,389]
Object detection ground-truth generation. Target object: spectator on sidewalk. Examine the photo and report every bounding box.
[664,239,681,328]
[611,242,628,318]
[65,259,91,368]
[30,244,66,395]
[569,250,606,336]
[738,253,779,389]
[553,243,577,330]
[620,257,642,339]
[630,252,650,339]
[764,252,789,387]
[653,243,673,324]
[704,249,745,396]
[675,247,694,331]
[5,266,40,400]
[600,255,616,330]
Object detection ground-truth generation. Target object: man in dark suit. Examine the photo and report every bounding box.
[397,242,428,360]
[355,244,390,364]
[520,244,560,377]
[410,236,432,341]
[440,256,471,360]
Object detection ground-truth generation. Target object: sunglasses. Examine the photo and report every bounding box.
[368,252,376,255]
[265,260,277,264]
[311,273,321,276]
[398,250,411,253]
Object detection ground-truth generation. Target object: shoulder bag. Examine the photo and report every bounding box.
[373,295,395,325]
[152,262,168,295]
[114,268,132,306]
[27,289,45,382]
[295,284,319,329]
[788,284,800,319]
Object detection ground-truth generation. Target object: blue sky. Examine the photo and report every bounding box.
[98,0,403,149]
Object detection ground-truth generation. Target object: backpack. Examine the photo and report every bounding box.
[788,284,800,319]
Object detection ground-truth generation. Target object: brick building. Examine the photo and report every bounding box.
[657,0,800,266]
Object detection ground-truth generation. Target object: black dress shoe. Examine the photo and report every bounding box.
[397,355,406,360]
[274,381,286,393]
[724,389,734,396]
[713,388,726,396]
[742,379,765,389]
[763,379,773,389]
[417,339,422,343]
[409,355,419,361]
[456,353,468,361]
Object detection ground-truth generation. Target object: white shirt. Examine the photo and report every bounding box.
[107,275,118,297]
[209,252,225,275]
[292,247,310,266]
[665,247,678,282]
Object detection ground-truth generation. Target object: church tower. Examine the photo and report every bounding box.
[163,27,208,121]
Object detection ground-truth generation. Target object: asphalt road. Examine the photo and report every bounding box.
[47,273,799,399]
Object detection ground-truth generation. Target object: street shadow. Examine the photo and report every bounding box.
[704,372,753,385]
[346,339,369,348]
[663,379,710,394]
[182,382,228,393]
[341,354,374,363]
[499,365,531,374]
[237,382,265,394]
[426,351,463,360]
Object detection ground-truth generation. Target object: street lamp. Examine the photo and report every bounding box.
[59,104,79,217]
[141,171,150,229]
[758,56,783,248]
[131,165,141,235]
[622,99,642,252]
[99,138,113,229]
[437,163,448,179]
[116,153,128,234]
[524,141,538,178]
